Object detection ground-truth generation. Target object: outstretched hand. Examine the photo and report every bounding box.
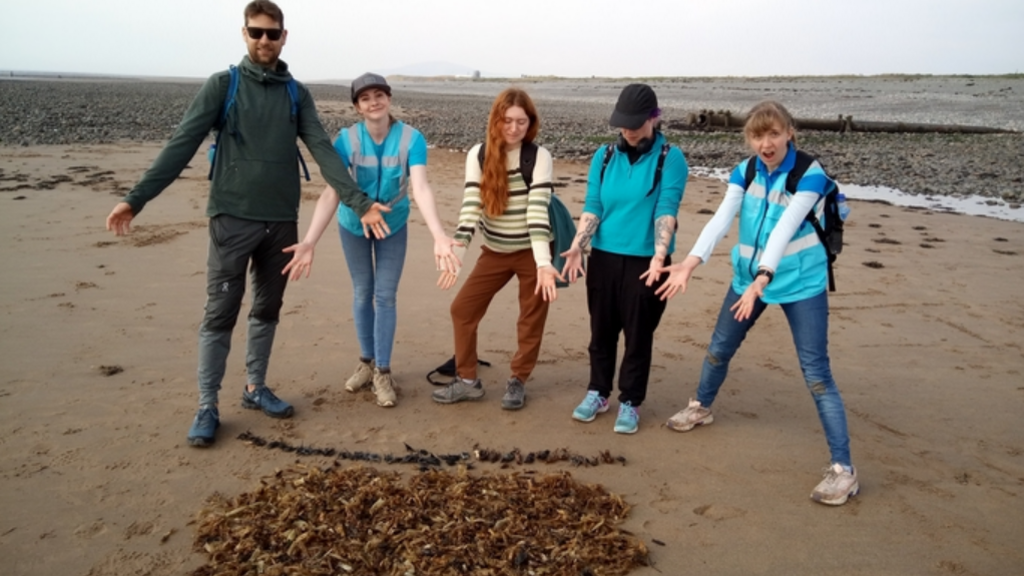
[534,265,564,302]
[649,255,703,301]
[730,276,769,321]
[281,241,315,280]
[106,202,134,236]
[559,246,585,284]
[360,202,392,239]
[435,236,463,274]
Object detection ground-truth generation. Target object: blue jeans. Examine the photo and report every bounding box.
[339,224,408,369]
[695,287,852,466]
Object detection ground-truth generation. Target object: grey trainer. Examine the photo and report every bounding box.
[432,378,484,404]
[501,378,526,410]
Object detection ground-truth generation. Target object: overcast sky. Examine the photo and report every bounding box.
[3,0,1022,80]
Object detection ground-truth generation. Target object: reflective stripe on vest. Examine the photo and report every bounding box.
[346,122,414,207]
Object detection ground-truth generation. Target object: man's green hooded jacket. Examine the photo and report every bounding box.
[122,56,370,221]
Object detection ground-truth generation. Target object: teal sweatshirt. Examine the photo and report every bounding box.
[122,56,371,221]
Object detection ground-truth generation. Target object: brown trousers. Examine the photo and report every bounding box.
[451,247,550,382]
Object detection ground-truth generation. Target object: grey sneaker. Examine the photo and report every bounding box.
[432,378,484,404]
[811,463,860,505]
[666,398,714,432]
[501,378,526,410]
[372,367,397,408]
[344,359,374,392]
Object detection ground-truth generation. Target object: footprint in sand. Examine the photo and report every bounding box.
[693,504,747,521]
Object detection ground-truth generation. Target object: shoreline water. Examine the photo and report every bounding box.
[690,166,1024,223]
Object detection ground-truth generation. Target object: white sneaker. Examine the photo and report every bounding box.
[344,359,374,392]
[666,398,714,432]
[810,463,860,505]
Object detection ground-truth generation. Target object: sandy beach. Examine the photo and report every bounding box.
[1,128,1022,575]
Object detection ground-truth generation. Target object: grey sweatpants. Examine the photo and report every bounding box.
[196,214,297,406]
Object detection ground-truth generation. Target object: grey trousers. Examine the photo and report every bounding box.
[196,215,297,406]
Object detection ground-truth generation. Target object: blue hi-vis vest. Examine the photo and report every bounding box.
[733,149,828,304]
[336,122,415,235]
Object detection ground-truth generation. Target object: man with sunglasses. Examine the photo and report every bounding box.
[105,0,390,448]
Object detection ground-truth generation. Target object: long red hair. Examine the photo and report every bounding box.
[480,88,540,217]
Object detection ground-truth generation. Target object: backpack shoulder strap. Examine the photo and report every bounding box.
[219,65,240,129]
[645,143,671,197]
[519,141,538,189]
[285,78,300,120]
[598,144,615,185]
[743,155,758,191]
[784,150,816,195]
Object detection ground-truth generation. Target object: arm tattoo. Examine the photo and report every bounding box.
[654,215,675,256]
[576,215,600,251]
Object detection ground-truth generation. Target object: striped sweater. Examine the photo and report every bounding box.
[453,143,554,268]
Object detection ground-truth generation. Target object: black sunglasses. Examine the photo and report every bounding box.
[246,26,283,41]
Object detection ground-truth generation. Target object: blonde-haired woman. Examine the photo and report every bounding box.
[654,100,857,506]
[433,88,561,410]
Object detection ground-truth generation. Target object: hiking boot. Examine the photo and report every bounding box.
[373,368,397,408]
[432,378,484,404]
[241,385,294,418]
[811,463,860,506]
[344,359,374,392]
[187,405,220,447]
[501,378,526,410]
[666,398,714,432]
[572,390,609,422]
[614,401,640,434]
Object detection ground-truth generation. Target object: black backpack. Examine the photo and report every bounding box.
[742,150,844,291]
[476,142,577,288]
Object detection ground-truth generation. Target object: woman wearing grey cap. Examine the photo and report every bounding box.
[282,72,460,408]
[560,83,689,434]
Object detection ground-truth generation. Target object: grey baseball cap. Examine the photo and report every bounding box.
[350,72,392,103]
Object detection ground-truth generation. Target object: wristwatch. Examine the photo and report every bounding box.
[755,269,774,283]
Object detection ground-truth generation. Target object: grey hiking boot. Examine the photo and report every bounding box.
[666,398,714,432]
[811,463,860,506]
[432,378,484,404]
[501,377,526,410]
[344,358,374,392]
[372,367,397,408]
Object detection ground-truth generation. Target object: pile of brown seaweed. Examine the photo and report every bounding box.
[192,464,649,576]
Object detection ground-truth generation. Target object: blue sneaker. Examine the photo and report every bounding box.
[614,402,639,434]
[187,405,220,447]
[572,390,609,422]
[241,385,294,418]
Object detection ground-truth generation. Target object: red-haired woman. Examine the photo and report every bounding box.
[433,88,561,410]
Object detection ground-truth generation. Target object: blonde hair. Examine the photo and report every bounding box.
[744,100,797,145]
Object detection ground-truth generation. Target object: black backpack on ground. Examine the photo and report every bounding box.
[742,150,844,291]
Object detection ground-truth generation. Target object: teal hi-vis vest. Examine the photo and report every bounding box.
[336,121,415,235]
[733,149,828,304]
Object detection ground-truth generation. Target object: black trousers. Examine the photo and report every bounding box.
[202,214,298,332]
[586,248,670,406]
